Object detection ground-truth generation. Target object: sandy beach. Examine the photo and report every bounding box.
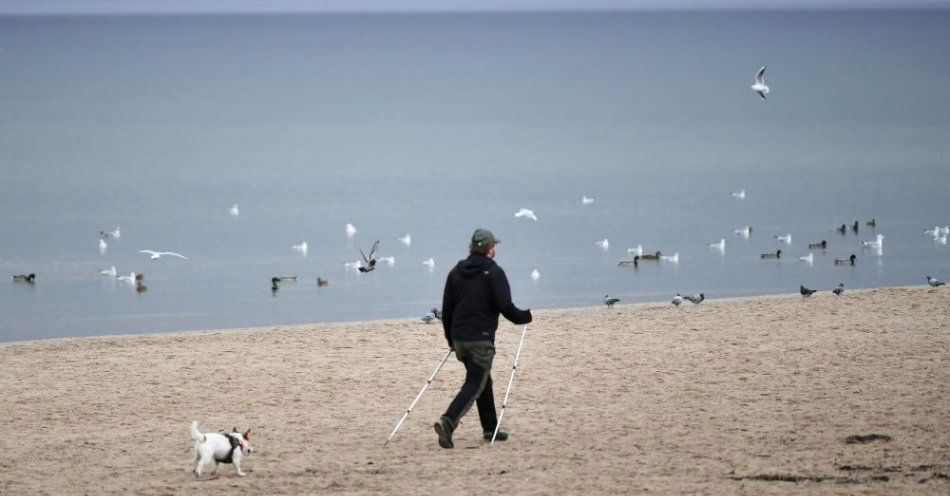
[1,285,948,495]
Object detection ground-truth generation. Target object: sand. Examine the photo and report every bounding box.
[1,286,948,495]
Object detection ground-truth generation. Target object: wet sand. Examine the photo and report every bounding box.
[1,286,948,495]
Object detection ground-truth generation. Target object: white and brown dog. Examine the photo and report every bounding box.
[189,420,253,478]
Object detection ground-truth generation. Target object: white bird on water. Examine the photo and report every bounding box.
[581,195,595,205]
[514,208,538,221]
[709,239,725,251]
[396,234,412,247]
[799,252,814,264]
[291,242,308,255]
[229,204,240,217]
[596,239,609,251]
[734,226,752,238]
[751,66,770,100]
[99,266,117,278]
[344,260,361,271]
[139,250,189,260]
[862,234,884,250]
[627,245,643,257]
[530,269,540,281]
[99,226,120,239]
[345,223,357,238]
[661,253,679,263]
[422,258,436,269]
[99,238,108,254]
[116,272,136,284]
[775,233,792,244]
[378,256,396,267]
[731,189,746,199]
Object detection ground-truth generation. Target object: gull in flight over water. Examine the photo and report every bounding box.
[596,239,609,251]
[396,234,411,247]
[345,223,357,238]
[731,189,745,199]
[291,241,308,255]
[229,204,240,217]
[139,250,188,260]
[751,66,770,100]
[358,240,381,273]
[581,195,595,205]
[514,208,538,221]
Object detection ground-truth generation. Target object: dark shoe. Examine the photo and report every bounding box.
[434,418,454,449]
[484,430,508,442]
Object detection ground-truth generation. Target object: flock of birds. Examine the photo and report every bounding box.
[9,69,949,320]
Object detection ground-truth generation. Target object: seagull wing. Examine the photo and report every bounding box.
[369,239,380,259]
[139,250,158,256]
[161,252,189,260]
[757,90,767,101]
[755,66,766,84]
[360,248,369,264]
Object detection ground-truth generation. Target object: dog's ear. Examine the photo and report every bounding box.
[232,427,238,433]
[243,428,251,440]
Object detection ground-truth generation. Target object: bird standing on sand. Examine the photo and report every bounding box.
[139,250,189,260]
[832,283,845,295]
[604,294,620,308]
[683,293,704,305]
[671,294,684,306]
[927,276,945,287]
[358,240,380,273]
[751,66,770,100]
[421,310,437,324]
[800,285,818,298]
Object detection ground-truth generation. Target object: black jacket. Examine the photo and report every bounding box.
[442,254,532,345]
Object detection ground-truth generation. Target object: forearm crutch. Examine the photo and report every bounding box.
[384,349,453,445]
[491,324,528,446]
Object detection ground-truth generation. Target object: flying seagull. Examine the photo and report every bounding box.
[139,250,188,260]
[514,208,538,221]
[604,294,620,308]
[420,310,437,324]
[751,66,770,100]
[358,240,380,273]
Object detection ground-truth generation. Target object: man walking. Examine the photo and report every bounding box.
[435,228,532,449]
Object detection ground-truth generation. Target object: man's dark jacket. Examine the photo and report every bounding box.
[442,254,532,345]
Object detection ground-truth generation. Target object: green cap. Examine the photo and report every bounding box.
[471,228,500,247]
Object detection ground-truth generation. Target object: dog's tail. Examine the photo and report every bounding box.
[189,420,205,443]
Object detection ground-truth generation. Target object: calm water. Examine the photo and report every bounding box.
[1,10,949,342]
